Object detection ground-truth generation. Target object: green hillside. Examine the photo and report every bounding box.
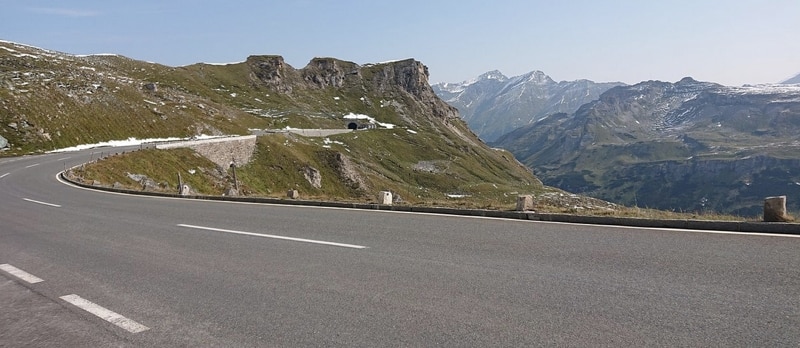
[2,40,547,209]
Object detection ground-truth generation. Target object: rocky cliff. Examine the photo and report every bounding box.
[247,56,460,122]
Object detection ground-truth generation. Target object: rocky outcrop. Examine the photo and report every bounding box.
[301,58,361,89]
[302,165,322,188]
[330,152,365,189]
[244,56,459,123]
[247,55,298,94]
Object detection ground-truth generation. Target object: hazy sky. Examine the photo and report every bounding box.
[2,0,798,86]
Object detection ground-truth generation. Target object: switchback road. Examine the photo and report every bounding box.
[1,149,798,346]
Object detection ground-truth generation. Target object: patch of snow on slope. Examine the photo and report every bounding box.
[47,135,226,153]
[194,61,245,66]
[343,113,395,129]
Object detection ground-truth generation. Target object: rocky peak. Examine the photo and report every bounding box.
[301,57,360,88]
[524,70,554,85]
[673,77,721,93]
[370,59,459,120]
[477,70,508,82]
[371,60,428,96]
[246,55,295,93]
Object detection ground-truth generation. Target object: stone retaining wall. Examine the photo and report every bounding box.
[157,135,257,168]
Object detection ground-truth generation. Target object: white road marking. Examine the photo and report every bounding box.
[0,173,8,179]
[24,163,40,168]
[23,198,61,208]
[57,157,72,161]
[59,294,150,333]
[177,224,368,249]
[0,264,44,284]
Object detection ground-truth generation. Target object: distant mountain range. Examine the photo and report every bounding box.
[492,77,800,215]
[431,71,624,142]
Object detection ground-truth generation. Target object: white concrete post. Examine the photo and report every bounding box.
[378,191,393,205]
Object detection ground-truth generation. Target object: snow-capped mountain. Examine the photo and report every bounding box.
[432,71,624,142]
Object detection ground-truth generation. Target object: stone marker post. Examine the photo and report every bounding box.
[287,189,300,199]
[516,195,534,211]
[378,191,393,205]
[764,195,790,222]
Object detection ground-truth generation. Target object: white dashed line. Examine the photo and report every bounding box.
[0,173,8,179]
[24,163,40,168]
[60,294,150,333]
[23,198,61,208]
[177,224,368,249]
[0,264,44,284]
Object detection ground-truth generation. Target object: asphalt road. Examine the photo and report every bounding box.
[1,149,799,347]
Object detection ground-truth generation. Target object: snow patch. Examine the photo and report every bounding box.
[342,113,395,129]
[196,61,244,66]
[323,138,345,146]
[47,135,225,153]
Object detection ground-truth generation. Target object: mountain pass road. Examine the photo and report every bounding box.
[1,149,798,347]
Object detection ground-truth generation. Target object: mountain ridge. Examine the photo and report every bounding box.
[432,70,625,142]
[781,72,800,84]
[494,77,800,215]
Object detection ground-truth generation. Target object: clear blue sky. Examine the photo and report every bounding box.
[2,0,798,86]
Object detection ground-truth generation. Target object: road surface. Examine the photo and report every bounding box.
[1,149,798,346]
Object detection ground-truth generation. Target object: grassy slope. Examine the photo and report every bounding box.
[51,53,543,209]
[0,45,260,154]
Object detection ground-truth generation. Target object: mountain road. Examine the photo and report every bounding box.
[1,148,798,347]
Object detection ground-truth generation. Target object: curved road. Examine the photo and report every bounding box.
[1,149,799,346]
